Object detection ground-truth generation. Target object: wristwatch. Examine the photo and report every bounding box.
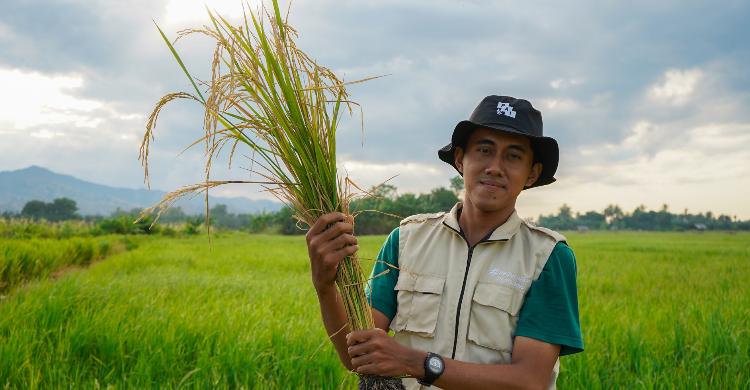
[417,352,445,387]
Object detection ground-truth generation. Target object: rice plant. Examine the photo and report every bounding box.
[2,232,748,389]
[0,218,97,239]
[0,236,120,294]
[139,1,393,387]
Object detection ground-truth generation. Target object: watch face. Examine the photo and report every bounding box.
[428,356,444,373]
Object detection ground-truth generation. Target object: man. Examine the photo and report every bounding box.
[307,96,583,390]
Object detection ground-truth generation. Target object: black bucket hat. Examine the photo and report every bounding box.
[438,95,559,189]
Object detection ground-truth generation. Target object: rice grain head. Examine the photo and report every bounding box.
[138,0,387,333]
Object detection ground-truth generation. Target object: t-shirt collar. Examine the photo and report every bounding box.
[443,202,523,243]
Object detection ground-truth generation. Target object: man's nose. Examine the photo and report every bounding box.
[484,156,504,176]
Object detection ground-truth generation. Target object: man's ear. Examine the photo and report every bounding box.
[453,147,465,175]
[525,162,543,187]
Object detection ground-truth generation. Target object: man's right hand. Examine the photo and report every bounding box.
[306,212,359,293]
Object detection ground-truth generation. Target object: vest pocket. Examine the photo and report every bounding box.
[467,282,525,353]
[391,272,446,337]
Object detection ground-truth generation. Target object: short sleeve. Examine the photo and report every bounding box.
[365,228,400,320]
[515,242,584,356]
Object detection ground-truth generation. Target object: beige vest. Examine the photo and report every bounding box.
[391,203,565,390]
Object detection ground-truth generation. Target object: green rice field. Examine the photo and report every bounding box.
[1,231,748,389]
[0,236,127,294]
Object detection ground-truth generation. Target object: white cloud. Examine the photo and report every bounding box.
[550,78,583,89]
[118,113,144,121]
[520,122,750,219]
[648,68,703,105]
[0,69,102,129]
[588,122,750,185]
[2,0,749,220]
[618,120,667,152]
[0,21,12,40]
[165,0,261,24]
[336,56,414,80]
[539,98,580,112]
[339,159,456,195]
[518,170,750,222]
[29,130,65,138]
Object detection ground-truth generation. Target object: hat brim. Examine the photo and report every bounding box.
[438,121,559,189]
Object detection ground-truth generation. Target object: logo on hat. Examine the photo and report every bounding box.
[497,102,516,118]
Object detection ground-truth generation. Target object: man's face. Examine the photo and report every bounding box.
[454,128,542,213]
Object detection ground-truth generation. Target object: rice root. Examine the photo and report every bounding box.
[358,375,406,390]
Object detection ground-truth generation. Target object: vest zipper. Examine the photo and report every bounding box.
[451,244,473,359]
[443,220,510,360]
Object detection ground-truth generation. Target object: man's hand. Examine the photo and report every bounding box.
[306,212,359,293]
[347,331,561,390]
[347,328,427,378]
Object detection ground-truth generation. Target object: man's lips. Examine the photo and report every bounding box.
[479,179,506,190]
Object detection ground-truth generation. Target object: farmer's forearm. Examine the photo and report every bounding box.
[347,330,553,389]
[315,284,353,370]
[348,336,549,389]
[429,336,559,390]
[306,213,360,370]
[431,358,547,390]
[342,334,556,390]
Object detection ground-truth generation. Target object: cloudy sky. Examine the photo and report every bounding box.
[1,0,749,219]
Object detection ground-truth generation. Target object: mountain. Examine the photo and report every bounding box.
[0,166,283,216]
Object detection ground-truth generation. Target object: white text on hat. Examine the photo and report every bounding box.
[497,102,516,118]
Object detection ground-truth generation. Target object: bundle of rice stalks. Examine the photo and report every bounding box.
[139,1,402,389]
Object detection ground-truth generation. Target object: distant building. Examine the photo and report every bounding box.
[693,223,707,232]
[577,225,590,233]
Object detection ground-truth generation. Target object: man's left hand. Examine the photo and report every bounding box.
[346,329,427,378]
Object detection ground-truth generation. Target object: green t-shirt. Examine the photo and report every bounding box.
[365,227,584,356]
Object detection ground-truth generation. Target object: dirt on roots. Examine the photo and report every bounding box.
[358,375,406,390]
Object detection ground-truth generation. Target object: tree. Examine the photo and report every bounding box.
[423,187,459,213]
[654,204,672,230]
[210,204,228,217]
[559,204,573,223]
[47,198,79,221]
[249,209,274,233]
[21,200,47,220]
[578,211,605,229]
[276,206,304,235]
[1,211,18,220]
[156,206,187,223]
[372,184,397,200]
[718,215,732,230]
[208,204,240,228]
[21,198,79,221]
[96,213,158,235]
[449,175,464,198]
[536,204,578,230]
[184,216,205,235]
[604,204,624,225]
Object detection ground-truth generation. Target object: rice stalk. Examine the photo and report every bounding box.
[138,0,389,362]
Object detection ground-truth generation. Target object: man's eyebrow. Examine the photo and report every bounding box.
[473,138,495,146]
[472,138,527,153]
[508,144,528,154]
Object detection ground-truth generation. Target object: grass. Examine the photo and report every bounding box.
[560,231,750,389]
[0,218,97,239]
[0,233,382,389]
[0,231,748,389]
[0,235,129,295]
